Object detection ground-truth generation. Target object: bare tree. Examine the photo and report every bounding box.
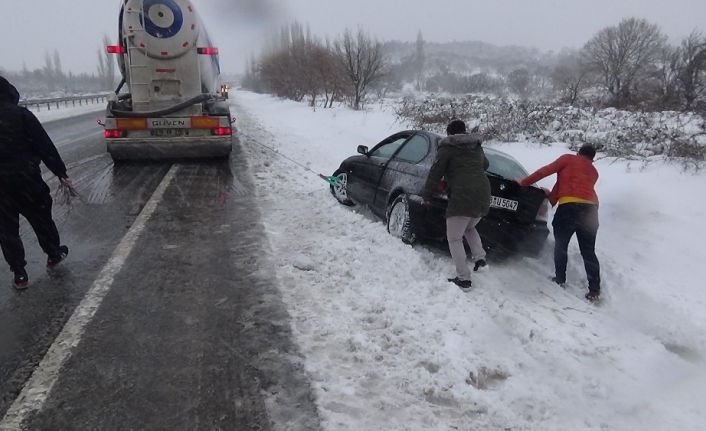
[311,38,348,108]
[583,18,666,106]
[651,45,681,109]
[256,22,322,103]
[43,50,54,88]
[552,53,592,105]
[338,26,387,110]
[414,30,426,92]
[103,34,116,90]
[51,49,65,90]
[97,48,107,89]
[674,31,706,110]
[507,68,531,98]
[53,50,63,77]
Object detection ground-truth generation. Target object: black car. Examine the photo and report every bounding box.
[329,130,550,258]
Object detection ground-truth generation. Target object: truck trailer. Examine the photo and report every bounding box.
[103,0,233,160]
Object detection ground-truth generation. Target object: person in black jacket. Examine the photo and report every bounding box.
[0,76,71,290]
[422,119,491,289]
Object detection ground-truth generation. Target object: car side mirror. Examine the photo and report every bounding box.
[357,145,369,156]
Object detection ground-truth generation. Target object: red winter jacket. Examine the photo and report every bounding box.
[520,154,598,207]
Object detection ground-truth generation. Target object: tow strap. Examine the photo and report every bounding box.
[244,134,341,186]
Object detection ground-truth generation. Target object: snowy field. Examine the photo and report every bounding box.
[29,102,105,124]
[232,91,706,431]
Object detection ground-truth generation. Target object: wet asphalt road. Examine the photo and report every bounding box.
[0,113,320,430]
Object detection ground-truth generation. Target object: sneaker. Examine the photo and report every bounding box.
[47,245,69,270]
[473,259,488,272]
[448,277,472,289]
[585,291,601,302]
[551,277,566,288]
[13,268,28,290]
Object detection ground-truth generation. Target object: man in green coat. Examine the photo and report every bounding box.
[422,119,491,289]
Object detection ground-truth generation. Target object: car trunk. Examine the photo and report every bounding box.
[487,175,547,224]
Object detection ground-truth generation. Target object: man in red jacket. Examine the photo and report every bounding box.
[516,144,601,302]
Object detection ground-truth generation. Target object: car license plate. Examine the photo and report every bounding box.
[151,129,186,137]
[491,196,518,211]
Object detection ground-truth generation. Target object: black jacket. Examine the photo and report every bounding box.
[0,76,68,181]
[422,133,491,218]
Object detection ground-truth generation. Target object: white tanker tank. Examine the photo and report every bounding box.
[103,0,233,160]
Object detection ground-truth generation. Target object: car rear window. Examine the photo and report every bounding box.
[485,151,529,180]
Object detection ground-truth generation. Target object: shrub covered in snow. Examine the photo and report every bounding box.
[395,95,706,166]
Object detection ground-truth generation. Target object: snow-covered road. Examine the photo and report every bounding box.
[233,91,706,431]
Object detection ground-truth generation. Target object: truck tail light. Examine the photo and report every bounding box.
[212,127,232,136]
[197,47,219,55]
[106,45,125,54]
[104,129,124,139]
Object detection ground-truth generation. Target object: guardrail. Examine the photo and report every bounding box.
[18,93,112,112]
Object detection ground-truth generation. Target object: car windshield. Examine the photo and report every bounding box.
[485,151,529,180]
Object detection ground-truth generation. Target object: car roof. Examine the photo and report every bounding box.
[410,130,523,164]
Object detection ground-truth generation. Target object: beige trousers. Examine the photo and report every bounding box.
[446,216,486,281]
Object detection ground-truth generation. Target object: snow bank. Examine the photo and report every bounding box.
[29,102,105,124]
[233,91,706,431]
[395,95,706,163]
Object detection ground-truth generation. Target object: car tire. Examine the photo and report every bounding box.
[386,194,417,245]
[329,170,355,206]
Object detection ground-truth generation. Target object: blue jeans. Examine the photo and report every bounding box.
[552,203,600,292]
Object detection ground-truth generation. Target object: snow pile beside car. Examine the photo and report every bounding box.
[233,91,706,431]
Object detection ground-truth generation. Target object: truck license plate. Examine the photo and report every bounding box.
[151,129,186,136]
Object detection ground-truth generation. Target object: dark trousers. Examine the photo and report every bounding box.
[552,203,601,292]
[0,178,61,272]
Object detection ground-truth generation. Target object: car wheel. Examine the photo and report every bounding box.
[330,170,354,206]
[387,194,417,245]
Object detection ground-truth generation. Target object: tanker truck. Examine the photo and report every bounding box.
[103,0,233,160]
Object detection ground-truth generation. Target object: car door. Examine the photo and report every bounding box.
[374,133,432,212]
[347,132,413,208]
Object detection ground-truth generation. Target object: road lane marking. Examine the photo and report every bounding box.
[0,165,179,431]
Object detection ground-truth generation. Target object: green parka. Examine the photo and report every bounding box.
[422,134,491,218]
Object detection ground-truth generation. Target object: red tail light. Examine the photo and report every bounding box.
[212,127,232,136]
[436,179,448,193]
[104,129,124,139]
[433,178,448,199]
[538,200,549,216]
[106,45,125,54]
[536,198,550,222]
[197,47,219,55]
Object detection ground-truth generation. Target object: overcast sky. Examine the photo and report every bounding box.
[1,0,705,75]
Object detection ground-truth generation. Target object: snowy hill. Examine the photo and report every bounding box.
[232,91,706,431]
